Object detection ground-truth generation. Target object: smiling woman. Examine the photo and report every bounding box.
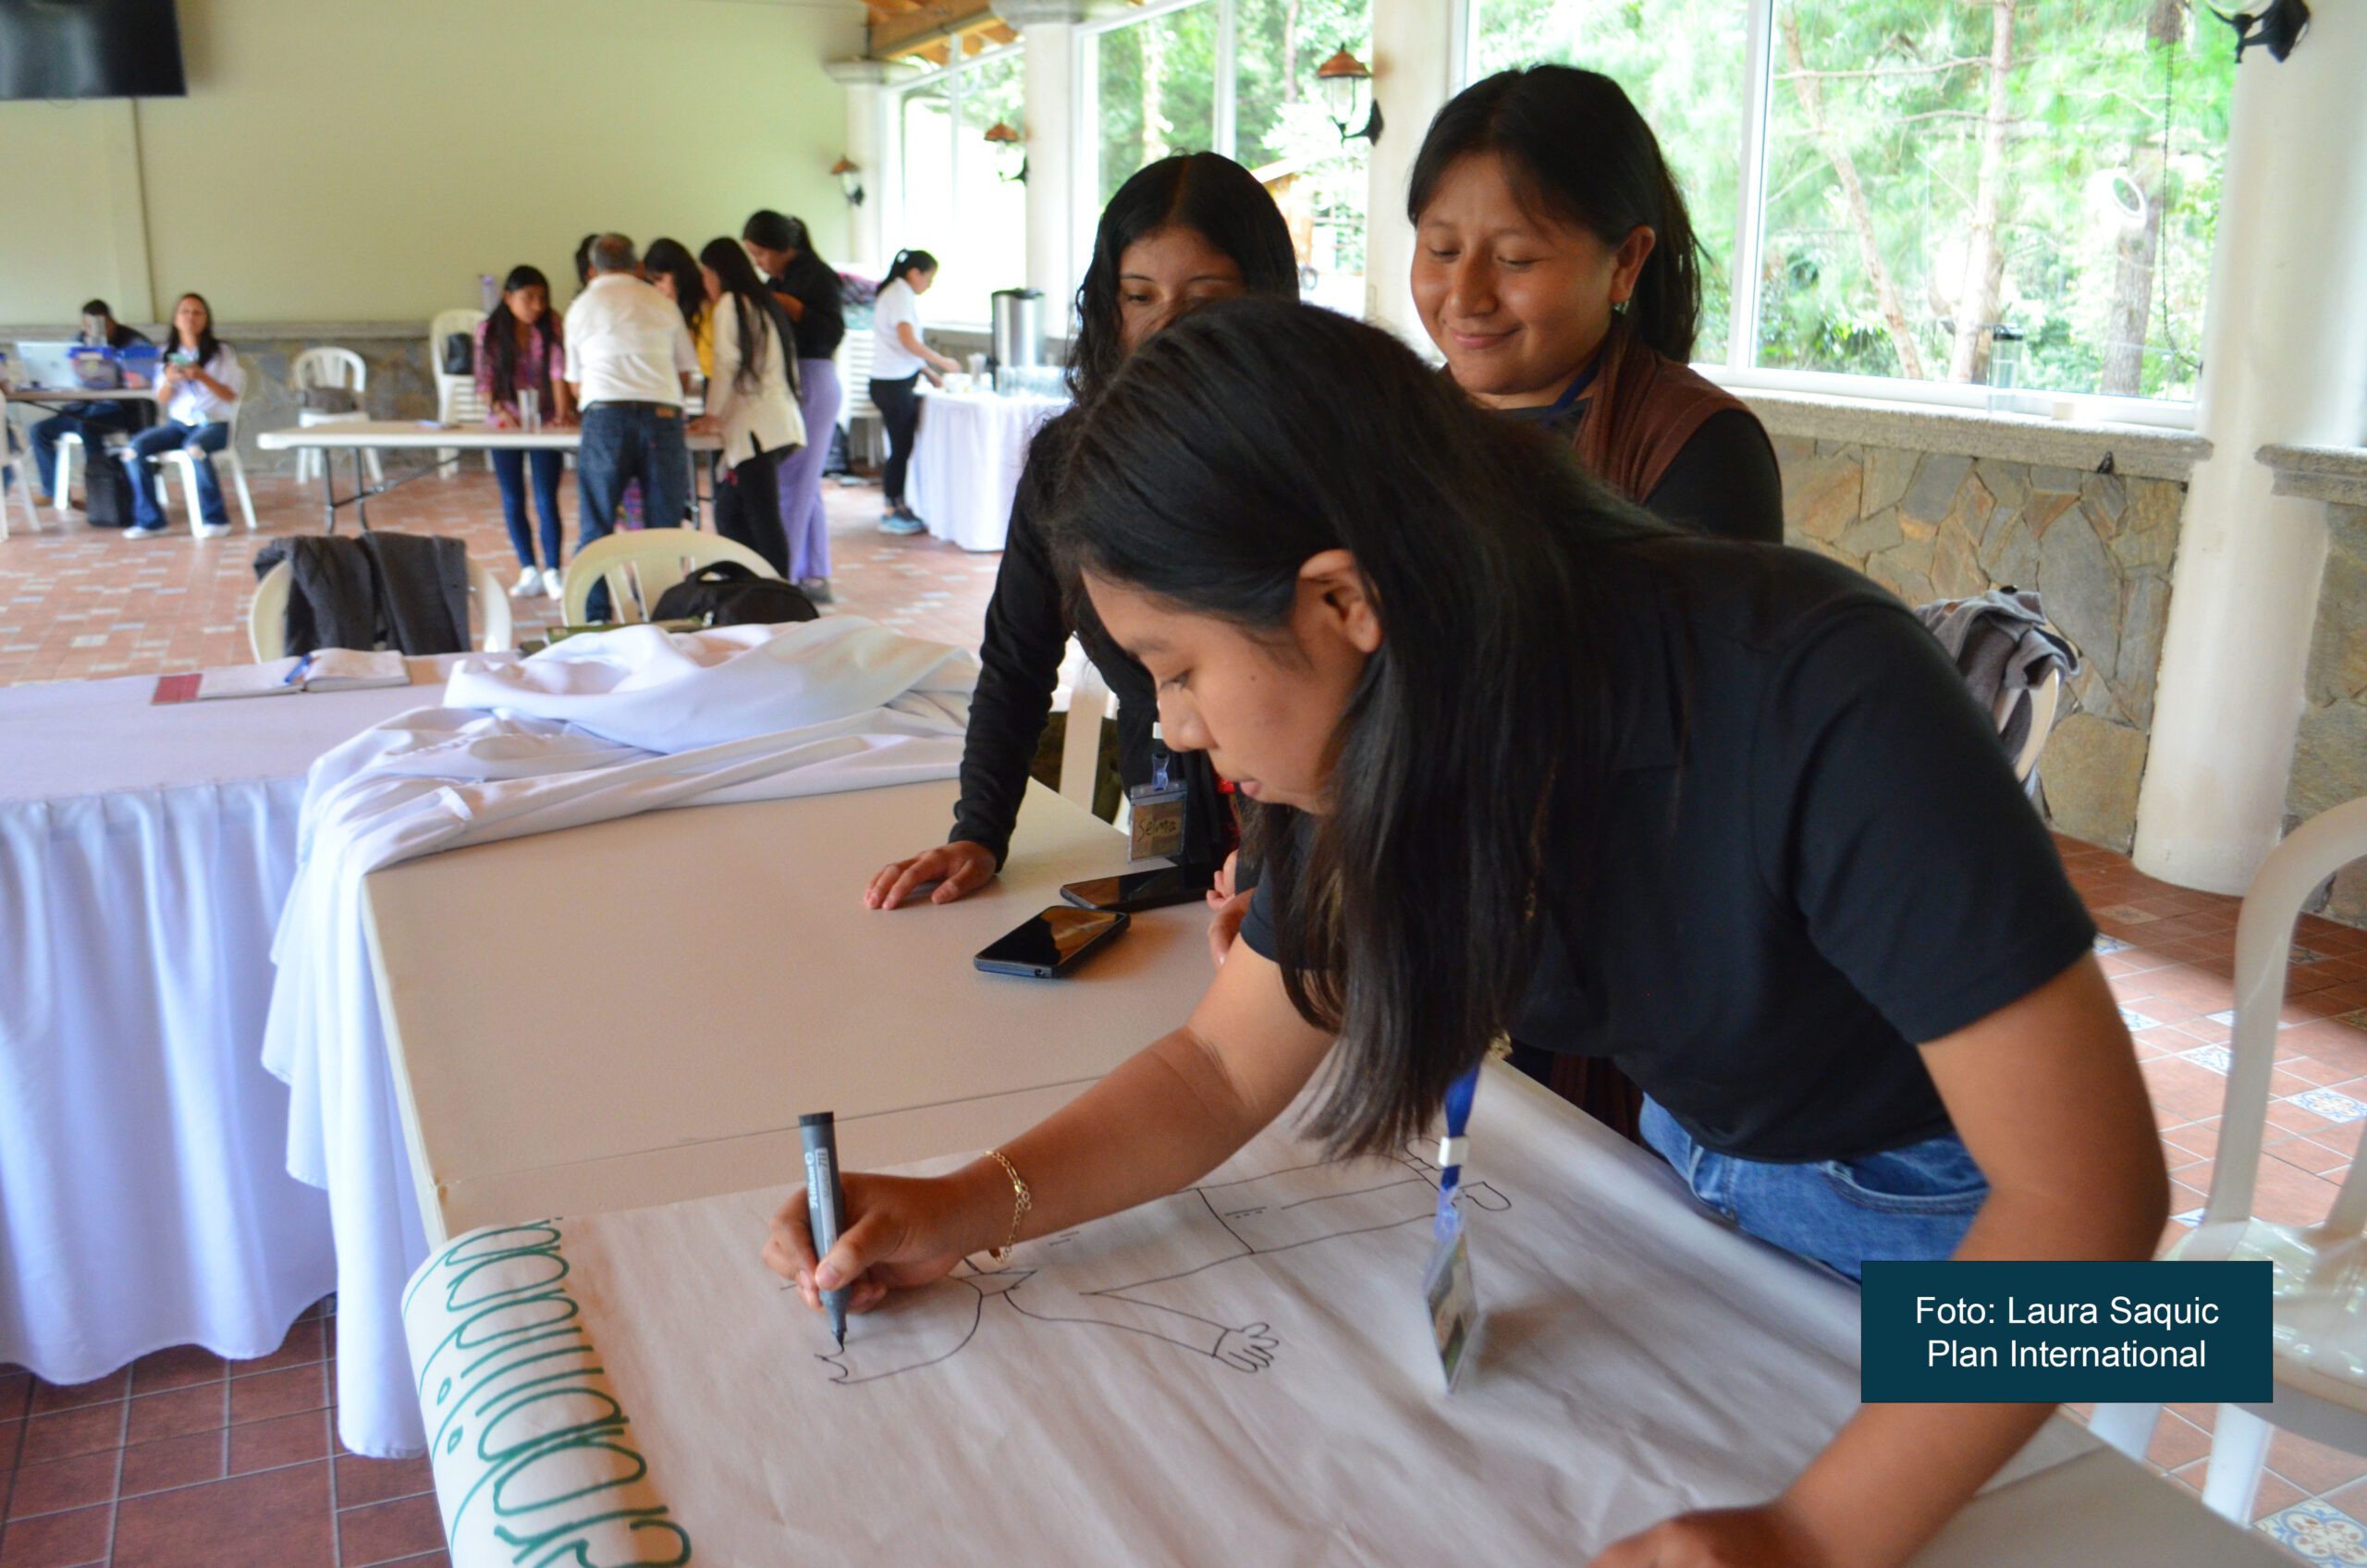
[1409,67,1784,545]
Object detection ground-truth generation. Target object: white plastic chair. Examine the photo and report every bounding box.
[559,530,779,625]
[291,348,382,486]
[249,557,514,661]
[2,412,39,540]
[153,400,259,534]
[1058,641,1111,812]
[2091,795,2367,1522]
[430,310,488,473]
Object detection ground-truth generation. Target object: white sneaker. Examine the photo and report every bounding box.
[195,522,230,539]
[510,566,543,597]
[125,522,166,538]
[542,568,564,600]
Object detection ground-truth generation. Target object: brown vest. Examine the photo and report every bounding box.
[1568,323,1753,504]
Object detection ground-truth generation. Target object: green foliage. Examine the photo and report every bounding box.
[1473,0,2234,398]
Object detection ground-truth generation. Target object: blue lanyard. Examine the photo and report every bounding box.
[1540,353,1604,424]
[1433,1066,1480,1243]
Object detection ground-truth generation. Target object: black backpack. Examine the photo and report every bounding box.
[441,332,473,376]
[650,561,819,627]
[82,448,137,528]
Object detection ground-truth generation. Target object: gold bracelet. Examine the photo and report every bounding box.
[983,1149,1032,1265]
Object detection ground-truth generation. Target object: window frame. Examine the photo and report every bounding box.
[1459,0,2206,429]
[883,39,1029,332]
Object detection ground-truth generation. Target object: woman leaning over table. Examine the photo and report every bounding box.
[125,292,243,539]
[693,238,803,578]
[867,249,962,536]
[864,153,1300,913]
[776,300,2166,1568]
[1411,66,1782,545]
[476,265,576,598]
[742,209,846,603]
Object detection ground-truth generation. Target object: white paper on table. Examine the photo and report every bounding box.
[401,1066,2093,1567]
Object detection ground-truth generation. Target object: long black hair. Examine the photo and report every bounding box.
[743,209,830,276]
[877,249,938,295]
[1067,152,1301,406]
[572,233,598,289]
[482,264,560,409]
[1409,67,1703,363]
[1049,299,1673,1157]
[171,292,223,368]
[698,237,778,398]
[643,238,705,336]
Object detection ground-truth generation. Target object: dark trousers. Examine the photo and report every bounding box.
[869,374,922,507]
[712,446,789,577]
[577,402,689,620]
[32,403,139,496]
[493,447,565,569]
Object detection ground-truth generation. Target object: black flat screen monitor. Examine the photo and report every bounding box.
[0,0,187,101]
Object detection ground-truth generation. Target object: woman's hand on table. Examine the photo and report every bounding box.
[1206,849,1251,968]
[866,839,996,909]
[1588,1502,1833,1568]
[486,406,516,431]
[763,1166,1000,1314]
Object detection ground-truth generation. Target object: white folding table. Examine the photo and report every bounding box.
[906,386,1068,550]
[0,661,458,1384]
[257,420,726,535]
[361,778,1211,1245]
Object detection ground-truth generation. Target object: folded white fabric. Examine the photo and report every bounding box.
[261,619,976,1457]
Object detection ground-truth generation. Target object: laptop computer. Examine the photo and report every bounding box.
[11,340,88,391]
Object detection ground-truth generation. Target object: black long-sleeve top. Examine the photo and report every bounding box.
[949,414,1226,868]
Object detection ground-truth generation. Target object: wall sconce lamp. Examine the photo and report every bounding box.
[984,120,1028,184]
[832,156,865,207]
[1317,48,1381,145]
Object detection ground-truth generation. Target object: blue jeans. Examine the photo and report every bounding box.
[493,447,565,570]
[32,403,138,495]
[129,420,230,529]
[1639,1098,1989,1282]
[577,403,688,619]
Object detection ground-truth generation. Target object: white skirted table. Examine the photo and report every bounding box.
[0,662,454,1384]
[905,387,1068,551]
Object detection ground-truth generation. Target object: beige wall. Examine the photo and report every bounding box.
[0,0,864,326]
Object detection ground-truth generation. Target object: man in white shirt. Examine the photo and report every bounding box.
[564,235,699,608]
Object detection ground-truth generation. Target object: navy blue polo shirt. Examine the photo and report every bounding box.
[1238,539,2096,1164]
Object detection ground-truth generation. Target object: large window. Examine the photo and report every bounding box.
[1467,0,2233,408]
[1082,0,1372,316]
[889,43,1029,326]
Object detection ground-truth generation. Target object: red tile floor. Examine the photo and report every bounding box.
[5,467,2367,1562]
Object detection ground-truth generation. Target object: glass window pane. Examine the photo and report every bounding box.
[1467,0,1747,362]
[1096,3,1220,210]
[1760,0,2232,399]
[948,48,1030,324]
[896,79,954,312]
[1234,0,1373,315]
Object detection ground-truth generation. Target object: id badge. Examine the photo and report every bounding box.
[1422,1205,1479,1392]
[1127,781,1188,861]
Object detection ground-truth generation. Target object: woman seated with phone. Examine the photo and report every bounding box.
[774,301,2165,1568]
[864,153,1301,915]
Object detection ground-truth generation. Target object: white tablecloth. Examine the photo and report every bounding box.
[906,387,1068,551]
[0,666,455,1383]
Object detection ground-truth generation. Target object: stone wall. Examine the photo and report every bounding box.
[1772,435,2186,853]
[227,334,440,475]
[2292,502,2367,923]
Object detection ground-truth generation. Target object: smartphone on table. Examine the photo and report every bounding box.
[974,906,1130,979]
[1059,865,1215,913]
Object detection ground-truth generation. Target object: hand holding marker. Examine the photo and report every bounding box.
[801,1112,851,1348]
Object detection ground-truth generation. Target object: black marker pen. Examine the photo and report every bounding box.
[801,1111,851,1348]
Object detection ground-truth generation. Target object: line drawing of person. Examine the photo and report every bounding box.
[803,1138,1510,1385]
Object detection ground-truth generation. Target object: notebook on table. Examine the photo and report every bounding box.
[153,649,413,704]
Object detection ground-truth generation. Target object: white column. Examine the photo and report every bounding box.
[827,60,896,271]
[1361,0,1462,344]
[998,0,1088,317]
[2130,8,2367,891]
